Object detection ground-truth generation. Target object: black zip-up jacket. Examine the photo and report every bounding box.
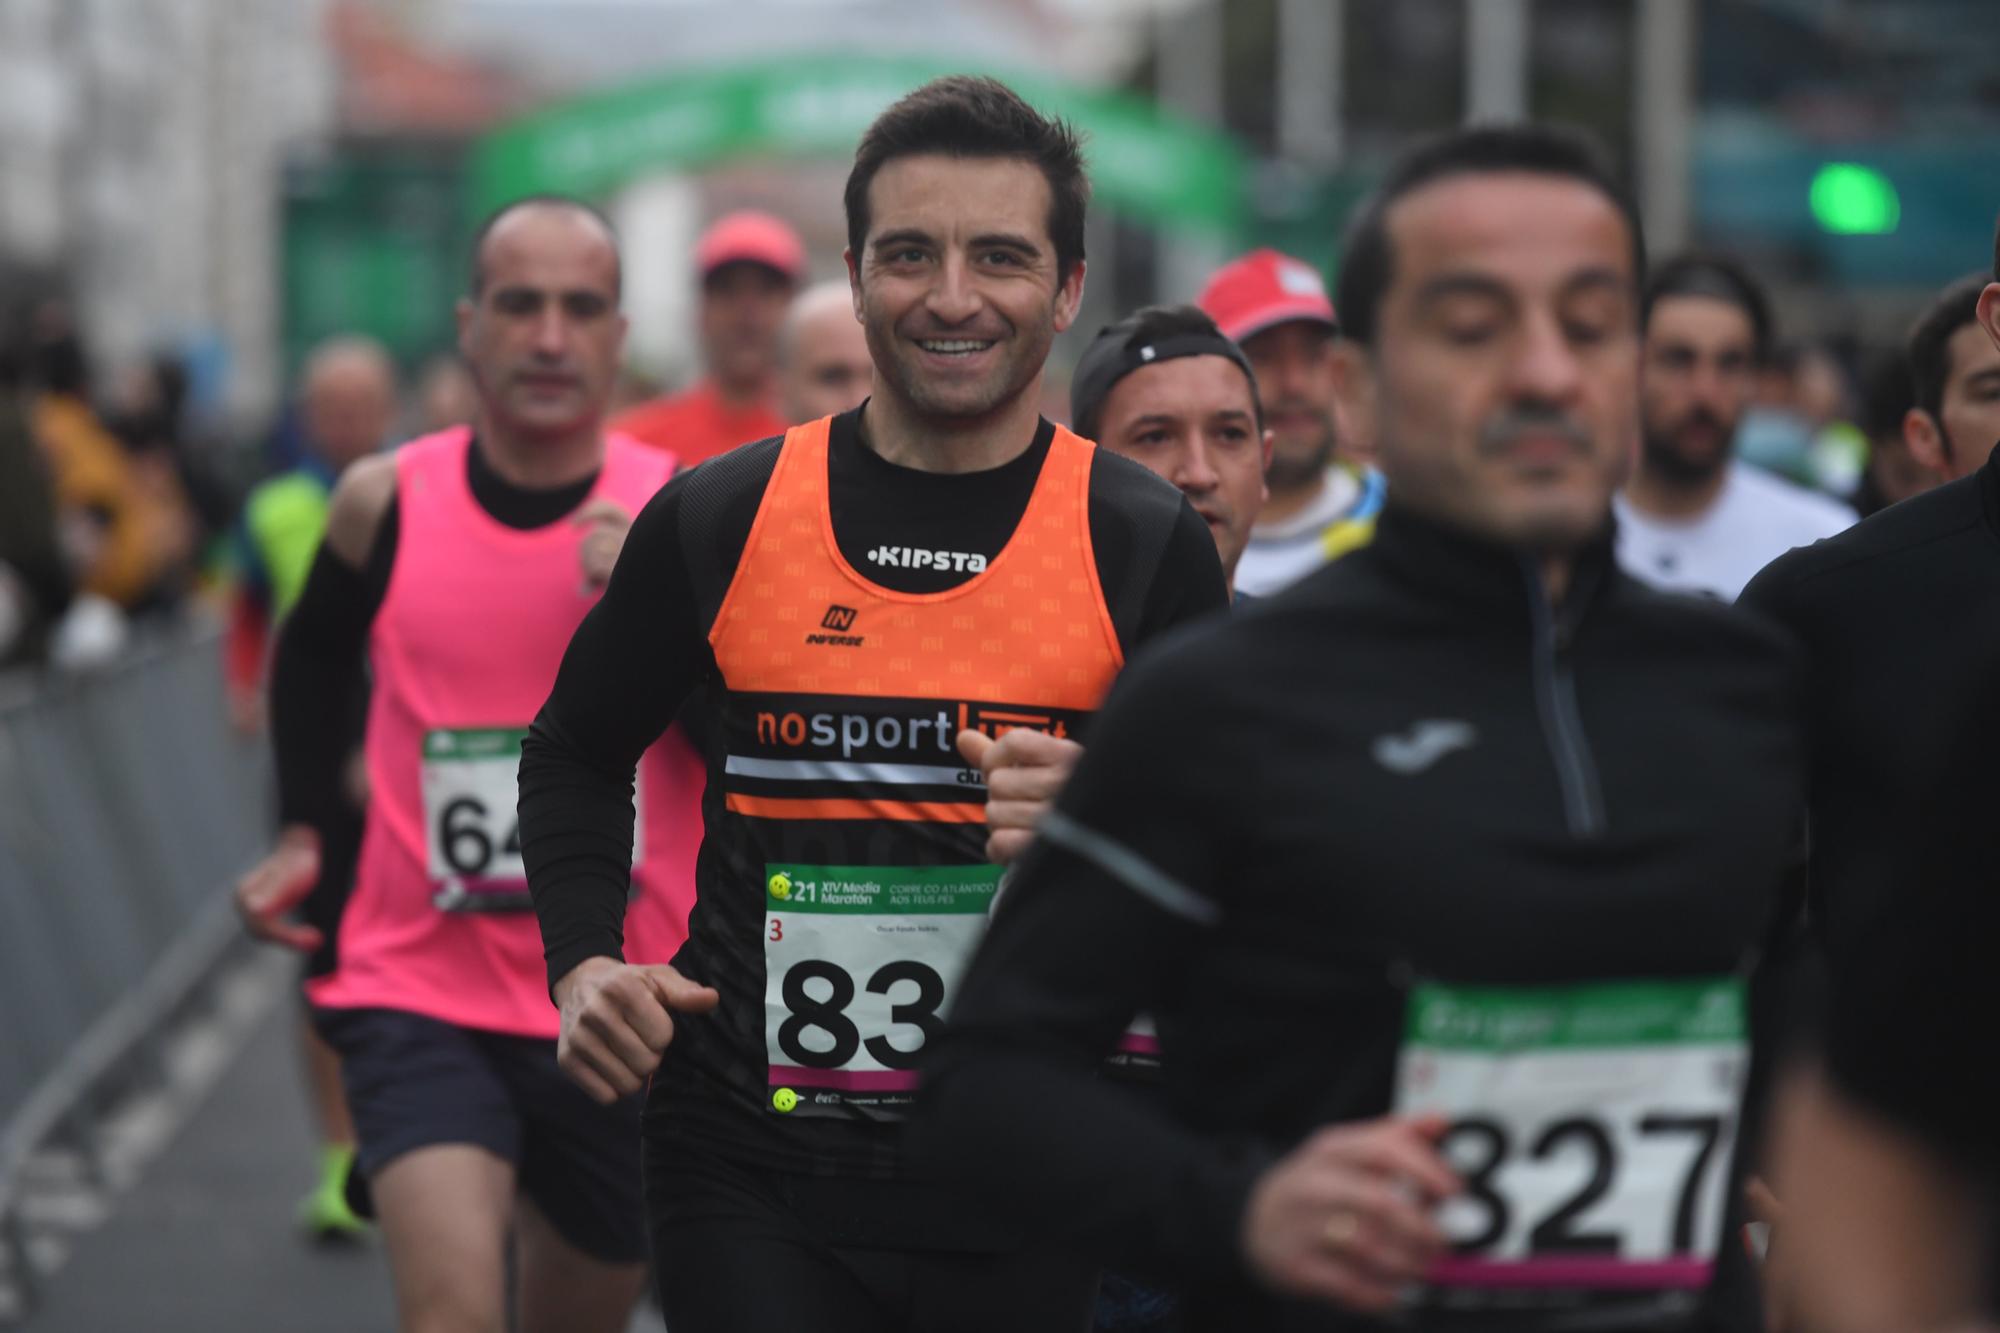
[915,502,1807,1332]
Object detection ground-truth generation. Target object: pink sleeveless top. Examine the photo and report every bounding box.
[306,427,702,1038]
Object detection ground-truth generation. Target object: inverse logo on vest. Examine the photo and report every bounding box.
[804,603,865,647]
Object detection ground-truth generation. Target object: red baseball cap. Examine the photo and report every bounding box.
[1196,249,1337,345]
[695,210,806,282]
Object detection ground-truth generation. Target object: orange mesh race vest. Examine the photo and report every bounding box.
[703,416,1122,1122]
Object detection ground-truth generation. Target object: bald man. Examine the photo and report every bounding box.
[235,198,700,1333]
[230,337,398,719]
[227,335,398,1242]
[779,279,874,425]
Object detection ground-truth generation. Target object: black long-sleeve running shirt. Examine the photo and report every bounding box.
[518,408,1223,989]
[915,504,1808,1332]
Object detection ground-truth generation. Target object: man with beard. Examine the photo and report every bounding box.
[517,76,1226,1332]
[1615,254,1853,599]
[1196,250,1384,596]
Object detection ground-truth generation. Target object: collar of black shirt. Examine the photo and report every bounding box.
[1369,499,1619,627]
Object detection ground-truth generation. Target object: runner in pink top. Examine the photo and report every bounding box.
[235,197,686,1333]
[303,424,698,1036]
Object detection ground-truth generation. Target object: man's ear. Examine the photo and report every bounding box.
[1051,260,1087,335]
[1977,281,2000,355]
[1903,406,1951,477]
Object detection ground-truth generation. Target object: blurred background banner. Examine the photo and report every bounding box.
[467,57,1247,232]
[10,0,1998,427]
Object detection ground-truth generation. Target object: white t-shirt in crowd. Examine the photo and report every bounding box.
[1233,465,1386,598]
[1614,462,1856,601]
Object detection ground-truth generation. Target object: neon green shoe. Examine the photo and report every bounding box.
[297,1144,368,1242]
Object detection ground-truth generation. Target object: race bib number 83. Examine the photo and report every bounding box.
[1394,977,1748,1295]
[763,863,999,1118]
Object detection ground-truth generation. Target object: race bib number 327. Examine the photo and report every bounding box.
[763,862,999,1118]
[1394,976,1748,1297]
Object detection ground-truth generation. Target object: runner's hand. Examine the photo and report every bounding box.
[956,728,1083,864]
[235,825,324,952]
[1242,1114,1460,1312]
[574,499,633,589]
[553,957,720,1104]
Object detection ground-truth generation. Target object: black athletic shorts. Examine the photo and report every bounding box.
[643,1133,1097,1333]
[313,1006,646,1264]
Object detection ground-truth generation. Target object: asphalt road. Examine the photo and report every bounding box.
[22,989,398,1332]
[20,983,658,1332]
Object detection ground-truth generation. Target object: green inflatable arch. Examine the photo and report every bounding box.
[469,55,1247,233]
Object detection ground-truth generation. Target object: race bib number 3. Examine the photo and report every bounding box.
[1394,976,1748,1297]
[421,728,644,914]
[763,862,999,1118]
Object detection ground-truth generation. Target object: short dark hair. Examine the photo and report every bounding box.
[468,194,621,299]
[1070,304,1261,442]
[844,76,1088,285]
[1643,253,1774,362]
[1334,124,1643,347]
[1907,272,1991,422]
[1855,348,1913,443]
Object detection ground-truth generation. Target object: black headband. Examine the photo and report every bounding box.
[1070,329,1261,440]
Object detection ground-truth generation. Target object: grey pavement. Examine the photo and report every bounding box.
[20,983,659,1332]
[23,987,397,1332]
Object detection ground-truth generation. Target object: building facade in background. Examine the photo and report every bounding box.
[0,0,336,424]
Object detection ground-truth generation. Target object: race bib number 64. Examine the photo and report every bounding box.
[1394,977,1748,1296]
[421,727,642,913]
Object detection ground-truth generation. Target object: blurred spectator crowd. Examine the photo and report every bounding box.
[0,301,476,679]
[0,222,1975,680]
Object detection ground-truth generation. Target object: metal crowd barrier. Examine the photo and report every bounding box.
[0,623,270,1309]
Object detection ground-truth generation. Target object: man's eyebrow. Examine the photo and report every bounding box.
[869,228,936,253]
[1410,272,1513,307]
[1122,412,1187,430]
[1962,367,2000,392]
[1555,267,1632,299]
[970,232,1040,254]
[1410,267,1630,307]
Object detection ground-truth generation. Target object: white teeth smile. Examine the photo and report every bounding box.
[918,340,994,355]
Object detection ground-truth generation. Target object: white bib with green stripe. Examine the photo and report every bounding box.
[1394,976,1748,1295]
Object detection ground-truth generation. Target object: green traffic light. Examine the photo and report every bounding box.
[1810,163,1900,235]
